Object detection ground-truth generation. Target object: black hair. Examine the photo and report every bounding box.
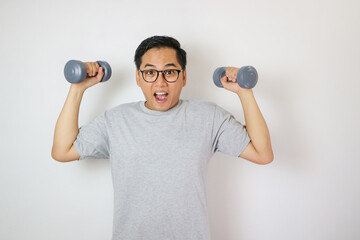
[134,36,187,70]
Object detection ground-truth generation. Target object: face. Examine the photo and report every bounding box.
[136,47,186,111]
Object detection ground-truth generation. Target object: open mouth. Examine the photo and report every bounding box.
[154,92,168,103]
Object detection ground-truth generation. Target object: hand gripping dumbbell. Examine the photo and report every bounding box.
[213,66,258,89]
[64,60,112,83]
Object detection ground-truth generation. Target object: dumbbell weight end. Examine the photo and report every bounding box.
[64,60,87,84]
[97,61,112,83]
[213,67,227,88]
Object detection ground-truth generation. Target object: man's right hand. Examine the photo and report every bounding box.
[72,62,105,91]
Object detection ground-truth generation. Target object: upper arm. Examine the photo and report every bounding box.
[239,141,273,165]
[52,144,80,163]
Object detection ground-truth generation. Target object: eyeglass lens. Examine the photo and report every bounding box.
[142,69,180,83]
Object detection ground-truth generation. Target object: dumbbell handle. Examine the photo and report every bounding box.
[64,60,112,84]
[213,66,258,89]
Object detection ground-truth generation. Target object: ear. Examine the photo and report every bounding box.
[136,70,141,87]
[182,69,187,87]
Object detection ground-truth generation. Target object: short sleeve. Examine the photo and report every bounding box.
[73,113,110,160]
[212,105,250,157]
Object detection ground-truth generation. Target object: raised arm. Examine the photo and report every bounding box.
[220,67,273,165]
[51,63,104,162]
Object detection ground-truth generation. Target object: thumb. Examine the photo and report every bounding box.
[95,67,104,82]
[220,75,240,92]
[220,75,232,88]
[220,75,228,84]
[81,67,103,87]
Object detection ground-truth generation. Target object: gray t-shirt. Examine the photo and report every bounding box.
[74,99,250,240]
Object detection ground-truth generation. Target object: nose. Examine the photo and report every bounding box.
[155,72,168,86]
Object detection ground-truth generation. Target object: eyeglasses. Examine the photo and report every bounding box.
[139,69,183,83]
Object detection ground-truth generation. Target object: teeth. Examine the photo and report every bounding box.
[155,92,167,95]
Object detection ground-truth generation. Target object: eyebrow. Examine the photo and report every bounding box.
[165,63,177,68]
[143,63,178,68]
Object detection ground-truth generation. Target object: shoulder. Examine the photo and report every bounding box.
[184,100,235,123]
[178,99,225,122]
[103,101,142,120]
[182,99,230,116]
[182,99,218,111]
[107,101,140,112]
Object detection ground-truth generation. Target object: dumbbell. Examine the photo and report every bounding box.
[64,60,112,83]
[213,66,258,89]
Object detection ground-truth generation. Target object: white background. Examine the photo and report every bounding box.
[1,0,359,239]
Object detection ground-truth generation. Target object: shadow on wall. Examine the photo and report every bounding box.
[184,40,311,173]
[207,69,313,239]
[258,68,313,172]
[77,157,110,172]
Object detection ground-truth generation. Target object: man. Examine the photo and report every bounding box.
[52,36,273,240]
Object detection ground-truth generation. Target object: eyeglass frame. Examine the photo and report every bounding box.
[139,69,184,83]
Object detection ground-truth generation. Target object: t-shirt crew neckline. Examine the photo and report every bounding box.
[139,99,183,115]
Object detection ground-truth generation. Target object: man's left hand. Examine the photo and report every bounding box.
[220,67,252,95]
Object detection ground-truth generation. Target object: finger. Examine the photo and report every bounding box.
[90,62,97,76]
[95,67,104,82]
[93,62,100,76]
[95,61,100,69]
[226,67,238,82]
[225,68,233,82]
[84,62,91,76]
[226,75,235,83]
[85,62,94,77]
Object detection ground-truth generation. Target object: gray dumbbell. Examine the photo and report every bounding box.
[64,60,112,83]
[213,66,258,89]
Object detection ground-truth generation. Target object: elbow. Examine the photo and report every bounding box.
[258,152,274,165]
[51,148,74,163]
[51,151,65,162]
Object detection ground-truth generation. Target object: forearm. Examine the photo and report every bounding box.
[238,89,273,160]
[52,85,84,158]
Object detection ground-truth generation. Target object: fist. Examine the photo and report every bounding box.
[220,67,253,95]
[73,62,104,91]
